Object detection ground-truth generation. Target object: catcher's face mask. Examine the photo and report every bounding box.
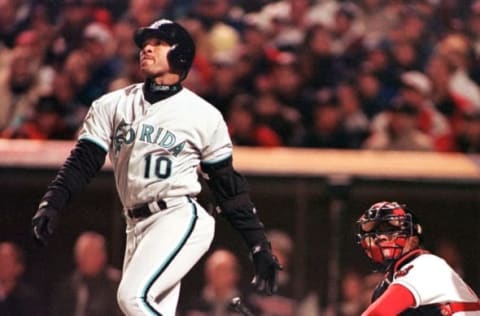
[356,202,422,269]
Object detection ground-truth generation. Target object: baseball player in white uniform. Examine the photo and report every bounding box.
[357,201,480,315]
[32,19,281,316]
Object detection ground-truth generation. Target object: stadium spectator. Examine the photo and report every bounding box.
[62,49,96,108]
[0,46,42,133]
[437,33,480,111]
[81,22,122,99]
[52,0,94,57]
[50,231,122,316]
[356,70,392,119]
[121,0,160,28]
[254,91,304,146]
[336,81,370,148]
[368,71,454,151]
[203,51,243,117]
[226,94,282,147]
[324,268,368,316]
[0,0,35,48]
[1,96,72,140]
[299,23,340,92]
[0,241,46,316]
[363,98,434,151]
[454,110,480,153]
[0,0,480,154]
[302,91,352,149]
[182,249,254,316]
[249,229,297,316]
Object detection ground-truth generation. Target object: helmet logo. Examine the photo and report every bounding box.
[149,19,174,29]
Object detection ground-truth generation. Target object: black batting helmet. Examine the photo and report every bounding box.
[134,19,195,80]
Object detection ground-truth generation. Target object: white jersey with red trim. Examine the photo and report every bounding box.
[392,253,480,315]
[78,83,232,210]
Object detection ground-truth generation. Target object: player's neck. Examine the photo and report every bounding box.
[143,78,182,103]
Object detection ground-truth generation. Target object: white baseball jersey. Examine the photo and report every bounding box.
[77,83,231,315]
[78,84,232,210]
[392,253,480,315]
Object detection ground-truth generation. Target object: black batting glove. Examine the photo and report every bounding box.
[251,242,282,296]
[32,203,59,247]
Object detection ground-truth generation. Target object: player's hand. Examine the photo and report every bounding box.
[32,205,59,247]
[251,242,282,296]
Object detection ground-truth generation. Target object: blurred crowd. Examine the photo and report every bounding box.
[1,229,466,315]
[2,0,480,152]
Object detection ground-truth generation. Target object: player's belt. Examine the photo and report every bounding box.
[128,200,168,219]
[439,301,480,315]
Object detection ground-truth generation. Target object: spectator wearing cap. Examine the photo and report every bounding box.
[424,51,480,146]
[1,96,72,140]
[361,41,398,92]
[400,71,454,151]
[336,80,370,148]
[363,97,434,151]
[425,53,466,118]
[302,90,352,149]
[369,71,454,151]
[81,22,122,101]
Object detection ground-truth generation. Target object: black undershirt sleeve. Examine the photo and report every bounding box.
[200,157,268,249]
[41,139,107,210]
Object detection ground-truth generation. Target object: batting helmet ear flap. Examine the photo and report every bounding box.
[167,38,195,80]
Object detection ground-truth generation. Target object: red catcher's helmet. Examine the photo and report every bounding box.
[356,201,422,270]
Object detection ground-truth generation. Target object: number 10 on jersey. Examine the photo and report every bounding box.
[144,154,172,179]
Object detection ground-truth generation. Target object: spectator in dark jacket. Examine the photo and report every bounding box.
[50,231,122,316]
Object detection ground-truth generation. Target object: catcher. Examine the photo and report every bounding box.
[356,201,480,315]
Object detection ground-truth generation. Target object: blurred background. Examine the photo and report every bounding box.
[1,0,480,315]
